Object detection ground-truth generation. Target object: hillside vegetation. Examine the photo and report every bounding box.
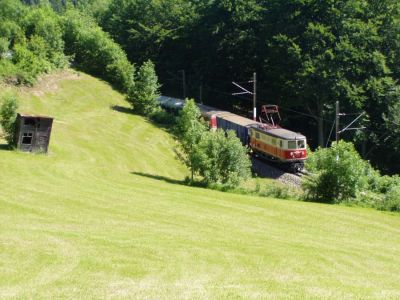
[0,72,400,298]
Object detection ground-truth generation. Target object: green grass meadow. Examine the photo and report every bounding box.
[1,71,400,299]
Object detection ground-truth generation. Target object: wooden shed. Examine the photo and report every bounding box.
[15,113,54,153]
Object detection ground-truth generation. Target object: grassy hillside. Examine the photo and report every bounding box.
[0,71,400,299]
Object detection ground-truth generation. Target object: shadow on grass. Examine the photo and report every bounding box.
[111,104,177,133]
[131,172,212,190]
[111,105,134,115]
[130,171,299,200]
[131,171,186,185]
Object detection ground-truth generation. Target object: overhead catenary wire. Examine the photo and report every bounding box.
[203,85,337,123]
[164,73,372,125]
[166,79,390,137]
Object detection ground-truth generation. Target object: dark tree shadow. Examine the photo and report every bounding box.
[111,105,134,115]
[0,144,11,151]
[131,171,210,189]
[131,172,185,185]
[111,104,178,133]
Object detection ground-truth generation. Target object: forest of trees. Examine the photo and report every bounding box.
[2,0,400,177]
[99,0,400,175]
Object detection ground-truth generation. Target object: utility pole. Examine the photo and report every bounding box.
[253,72,257,121]
[181,70,186,99]
[335,101,340,143]
[232,72,257,121]
[332,100,365,145]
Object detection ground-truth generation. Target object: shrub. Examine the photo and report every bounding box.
[176,100,251,187]
[381,186,400,212]
[195,130,251,187]
[0,60,18,83]
[13,41,52,85]
[0,94,18,145]
[62,10,134,93]
[371,176,400,212]
[22,7,68,69]
[0,37,9,55]
[149,107,176,125]
[260,185,291,199]
[302,141,371,203]
[0,3,68,85]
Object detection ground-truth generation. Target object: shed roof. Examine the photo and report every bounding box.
[18,113,53,120]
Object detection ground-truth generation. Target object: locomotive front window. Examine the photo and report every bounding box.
[297,140,305,149]
[288,141,296,149]
[256,132,260,139]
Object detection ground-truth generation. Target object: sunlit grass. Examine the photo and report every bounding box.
[0,71,399,299]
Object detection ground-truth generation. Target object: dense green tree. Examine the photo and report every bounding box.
[176,99,206,181]
[127,60,160,116]
[266,0,399,147]
[102,0,196,64]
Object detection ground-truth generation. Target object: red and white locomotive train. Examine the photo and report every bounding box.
[158,96,307,172]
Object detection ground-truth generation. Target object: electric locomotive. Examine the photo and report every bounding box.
[249,125,307,172]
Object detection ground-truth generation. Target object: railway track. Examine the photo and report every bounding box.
[251,157,305,187]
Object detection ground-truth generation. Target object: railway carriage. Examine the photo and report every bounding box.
[198,104,259,145]
[157,96,308,172]
[157,95,185,112]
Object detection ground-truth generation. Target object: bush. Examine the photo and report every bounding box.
[302,141,372,203]
[370,175,400,212]
[175,100,251,187]
[0,94,18,145]
[0,37,8,55]
[62,10,134,93]
[381,186,400,212]
[260,185,291,199]
[0,60,18,83]
[13,42,51,85]
[0,2,68,85]
[149,107,176,125]
[195,130,251,187]
[21,7,68,69]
